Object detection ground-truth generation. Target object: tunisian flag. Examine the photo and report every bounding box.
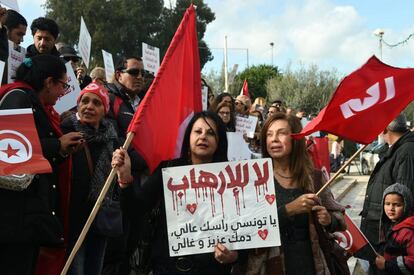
[333,213,369,254]
[0,108,51,175]
[127,4,202,172]
[294,56,414,144]
[240,79,249,97]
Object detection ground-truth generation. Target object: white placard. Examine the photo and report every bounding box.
[102,50,114,83]
[201,86,208,111]
[7,40,25,83]
[142,42,160,75]
[227,132,251,161]
[0,0,19,11]
[78,17,91,68]
[0,60,5,81]
[162,159,280,257]
[235,115,258,139]
[54,62,81,114]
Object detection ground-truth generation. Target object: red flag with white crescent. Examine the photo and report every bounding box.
[333,213,369,254]
[0,108,52,175]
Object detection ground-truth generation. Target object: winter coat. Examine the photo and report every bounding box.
[360,131,414,248]
[25,44,60,58]
[0,88,64,245]
[370,183,414,275]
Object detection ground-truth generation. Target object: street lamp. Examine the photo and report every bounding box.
[270,42,274,66]
[373,29,384,60]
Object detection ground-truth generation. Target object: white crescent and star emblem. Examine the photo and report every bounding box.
[0,130,33,164]
[333,230,353,251]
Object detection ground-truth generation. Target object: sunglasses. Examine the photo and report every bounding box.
[57,80,70,91]
[122,68,145,77]
[63,56,80,63]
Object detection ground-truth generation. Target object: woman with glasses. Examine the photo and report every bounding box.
[0,54,83,275]
[214,101,236,132]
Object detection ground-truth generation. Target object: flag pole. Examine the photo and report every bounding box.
[316,144,368,196]
[60,132,135,275]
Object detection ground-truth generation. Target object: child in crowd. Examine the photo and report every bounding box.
[372,183,414,274]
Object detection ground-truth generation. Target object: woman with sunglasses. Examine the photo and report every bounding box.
[112,111,238,275]
[0,54,83,275]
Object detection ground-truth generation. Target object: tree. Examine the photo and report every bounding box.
[266,64,340,115]
[44,0,214,69]
[230,65,280,100]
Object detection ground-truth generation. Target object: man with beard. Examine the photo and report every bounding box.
[26,17,60,57]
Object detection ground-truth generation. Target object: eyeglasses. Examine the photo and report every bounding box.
[235,101,244,106]
[218,111,231,116]
[63,56,80,63]
[57,80,70,91]
[122,68,145,77]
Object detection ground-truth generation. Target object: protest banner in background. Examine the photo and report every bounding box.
[142,42,160,75]
[78,17,91,68]
[102,50,114,83]
[201,86,208,111]
[0,108,51,175]
[227,132,251,161]
[54,62,81,114]
[162,158,280,256]
[7,41,25,83]
[0,60,4,81]
[0,0,19,11]
[235,115,258,139]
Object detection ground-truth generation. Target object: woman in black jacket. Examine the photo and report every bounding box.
[61,82,120,275]
[0,55,83,275]
[112,111,239,275]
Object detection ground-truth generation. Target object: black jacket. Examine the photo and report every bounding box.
[0,88,64,245]
[105,81,147,171]
[25,44,60,58]
[361,131,414,245]
[121,158,232,275]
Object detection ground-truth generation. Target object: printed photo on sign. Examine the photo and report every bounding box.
[162,158,280,257]
[235,115,258,139]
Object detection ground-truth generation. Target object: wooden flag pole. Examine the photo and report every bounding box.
[60,132,135,275]
[316,144,368,196]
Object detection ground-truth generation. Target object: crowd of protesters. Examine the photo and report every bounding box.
[0,6,413,275]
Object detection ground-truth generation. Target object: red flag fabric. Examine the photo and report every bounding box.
[293,56,414,144]
[127,4,202,172]
[240,79,249,98]
[307,137,330,180]
[333,213,369,254]
[0,108,52,175]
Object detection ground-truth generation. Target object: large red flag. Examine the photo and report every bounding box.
[127,4,202,172]
[294,56,414,144]
[240,79,249,98]
[333,213,369,254]
[0,108,51,175]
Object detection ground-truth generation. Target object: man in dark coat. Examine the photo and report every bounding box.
[359,114,414,261]
[26,17,60,57]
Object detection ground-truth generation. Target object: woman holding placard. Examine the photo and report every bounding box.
[245,112,347,275]
[112,111,238,274]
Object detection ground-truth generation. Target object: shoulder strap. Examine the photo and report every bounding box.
[0,89,27,107]
[83,143,94,176]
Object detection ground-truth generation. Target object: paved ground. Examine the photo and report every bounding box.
[330,161,370,274]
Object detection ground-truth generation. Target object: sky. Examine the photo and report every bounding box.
[10,0,414,76]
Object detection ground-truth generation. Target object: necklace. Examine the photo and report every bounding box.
[274,169,293,179]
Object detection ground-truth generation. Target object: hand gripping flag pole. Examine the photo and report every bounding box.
[60,132,134,275]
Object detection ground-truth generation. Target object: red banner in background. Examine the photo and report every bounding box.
[307,137,330,180]
[0,108,51,175]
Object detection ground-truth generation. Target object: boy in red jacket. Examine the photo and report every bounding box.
[373,183,414,274]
